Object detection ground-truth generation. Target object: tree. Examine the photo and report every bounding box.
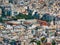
[12,12,40,19]
[10,40,16,45]
[16,13,26,19]
[27,6,33,16]
[1,7,6,17]
[41,13,53,22]
[13,13,34,19]
[30,39,41,45]
[52,40,56,45]
[28,10,33,16]
[41,37,46,43]
[0,17,3,22]
[33,12,40,19]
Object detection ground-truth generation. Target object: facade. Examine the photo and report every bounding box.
[0,9,2,16]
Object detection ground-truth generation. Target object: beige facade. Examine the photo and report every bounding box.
[0,9,2,15]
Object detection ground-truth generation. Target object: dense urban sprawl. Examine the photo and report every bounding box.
[0,0,60,45]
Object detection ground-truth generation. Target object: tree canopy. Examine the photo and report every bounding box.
[12,13,40,19]
[41,13,53,22]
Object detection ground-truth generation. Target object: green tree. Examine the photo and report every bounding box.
[0,17,3,22]
[13,13,34,19]
[30,39,41,45]
[41,13,53,22]
[41,37,47,43]
[52,40,56,45]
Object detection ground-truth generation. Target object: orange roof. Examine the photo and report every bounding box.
[37,20,48,26]
[38,0,45,3]
[24,22,31,25]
